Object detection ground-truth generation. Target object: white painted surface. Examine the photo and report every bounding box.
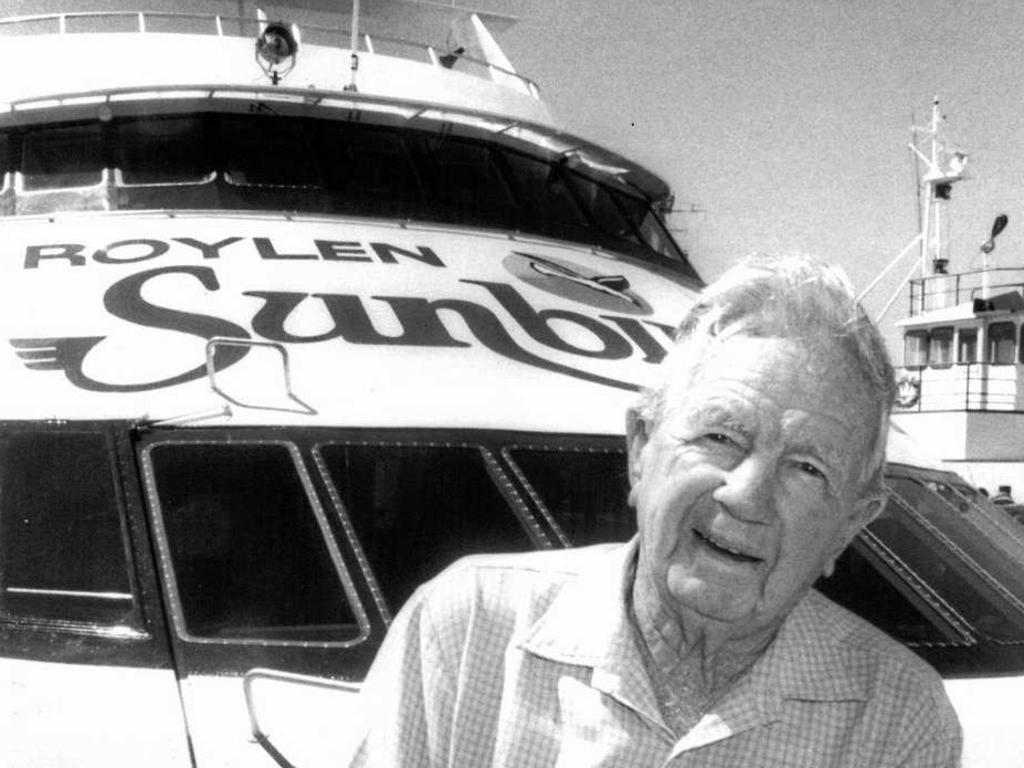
[0,213,697,433]
[945,675,1024,768]
[0,656,192,767]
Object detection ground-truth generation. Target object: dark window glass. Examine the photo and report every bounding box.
[814,538,957,645]
[904,330,928,367]
[119,116,211,184]
[0,113,692,271]
[988,322,1016,364]
[499,150,590,242]
[319,122,423,218]
[415,136,518,229]
[0,432,133,624]
[318,444,533,612]
[928,326,953,367]
[223,115,320,188]
[564,171,643,247]
[148,442,358,641]
[506,448,634,544]
[882,474,1024,641]
[0,131,10,185]
[21,123,103,189]
[958,328,977,363]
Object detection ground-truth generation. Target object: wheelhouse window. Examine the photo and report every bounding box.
[118,116,211,185]
[146,442,361,642]
[928,326,953,367]
[21,123,104,190]
[0,431,135,625]
[988,321,1016,364]
[222,115,320,189]
[958,327,977,363]
[0,112,694,274]
[880,472,1024,643]
[317,443,535,612]
[504,447,635,545]
[904,330,928,367]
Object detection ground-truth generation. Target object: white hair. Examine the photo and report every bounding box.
[638,253,894,493]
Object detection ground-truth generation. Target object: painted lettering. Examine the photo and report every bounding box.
[315,241,371,262]
[174,236,244,259]
[93,239,170,264]
[245,291,469,347]
[370,242,444,267]
[466,280,632,360]
[602,316,670,364]
[254,237,318,260]
[25,243,86,269]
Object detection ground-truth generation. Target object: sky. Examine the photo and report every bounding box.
[494,0,1024,345]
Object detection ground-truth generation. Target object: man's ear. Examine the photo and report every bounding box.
[625,406,650,490]
[822,492,885,578]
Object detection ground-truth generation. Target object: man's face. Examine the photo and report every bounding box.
[628,334,882,638]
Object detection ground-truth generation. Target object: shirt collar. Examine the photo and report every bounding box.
[518,539,869,709]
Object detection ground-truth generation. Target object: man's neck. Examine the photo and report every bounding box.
[627,569,778,734]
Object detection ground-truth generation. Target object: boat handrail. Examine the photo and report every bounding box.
[908,267,1024,316]
[0,11,540,99]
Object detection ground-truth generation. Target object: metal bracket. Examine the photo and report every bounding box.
[206,337,317,416]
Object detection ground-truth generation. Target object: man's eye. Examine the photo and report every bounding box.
[796,461,826,481]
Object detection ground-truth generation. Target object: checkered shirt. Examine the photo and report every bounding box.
[348,541,961,767]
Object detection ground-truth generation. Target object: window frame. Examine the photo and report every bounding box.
[988,321,1017,365]
[312,437,551,622]
[140,437,372,649]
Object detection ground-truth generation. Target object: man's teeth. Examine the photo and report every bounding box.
[697,530,759,561]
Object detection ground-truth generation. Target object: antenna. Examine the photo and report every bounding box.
[863,98,968,320]
[345,0,361,92]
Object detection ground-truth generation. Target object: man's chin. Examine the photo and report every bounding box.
[666,576,760,626]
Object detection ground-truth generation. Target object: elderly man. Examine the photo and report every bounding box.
[349,255,961,766]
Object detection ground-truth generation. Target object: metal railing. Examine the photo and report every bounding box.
[896,362,1021,412]
[908,268,1024,316]
[0,10,540,98]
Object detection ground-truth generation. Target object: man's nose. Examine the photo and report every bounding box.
[712,456,778,523]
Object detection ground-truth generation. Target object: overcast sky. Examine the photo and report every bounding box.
[497,0,1024,343]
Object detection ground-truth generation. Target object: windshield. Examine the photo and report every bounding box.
[0,112,696,277]
[134,428,1024,676]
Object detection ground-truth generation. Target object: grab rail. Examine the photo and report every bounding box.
[0,11,540,98]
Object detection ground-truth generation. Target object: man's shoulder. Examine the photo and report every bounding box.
[801,590,958,727]
[408,543,627,643]
[804,589,941,680]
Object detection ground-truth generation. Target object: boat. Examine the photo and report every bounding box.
[0,5,1019,764]
[868,98,1024,767]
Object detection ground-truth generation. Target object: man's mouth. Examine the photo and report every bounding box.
[694,529,763,564]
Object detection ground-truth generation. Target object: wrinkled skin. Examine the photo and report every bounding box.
[627,335,884,653]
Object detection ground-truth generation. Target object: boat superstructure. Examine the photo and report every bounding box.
[887,99,1024,504]
[0,4,705,766]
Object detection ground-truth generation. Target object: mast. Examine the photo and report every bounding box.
[911,97,967,277]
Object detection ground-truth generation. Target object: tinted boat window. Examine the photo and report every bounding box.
[505,447,634,544]
[414,136,518,229]
[318,121,423,219]
[223,114,320,188]
[815,535,963,646]
[119,116,211,185]
[881,475,1024,641]
[21,123,103,190]
[0,431,133,625]
[148,442,359,641]
[318,444,533,612]
[0,114,693,273]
